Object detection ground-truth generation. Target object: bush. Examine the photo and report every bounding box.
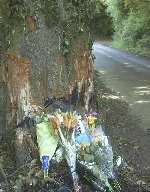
[106,0,150,56]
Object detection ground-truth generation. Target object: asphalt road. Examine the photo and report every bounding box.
[93,42,150,132]
[93,43,150,180]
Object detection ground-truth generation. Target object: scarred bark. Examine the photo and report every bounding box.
[3,14,94,167]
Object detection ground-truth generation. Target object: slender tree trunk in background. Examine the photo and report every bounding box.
[0,65,7,142]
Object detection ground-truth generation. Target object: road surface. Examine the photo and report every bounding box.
[93,42,150,132]
[93,42,150,178]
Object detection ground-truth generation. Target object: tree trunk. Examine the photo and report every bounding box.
[2,12,93,168]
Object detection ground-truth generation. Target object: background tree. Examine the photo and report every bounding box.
[105,0,150,56]
[90,0,113,38]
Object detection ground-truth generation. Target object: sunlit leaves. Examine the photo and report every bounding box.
[105,0,150,56]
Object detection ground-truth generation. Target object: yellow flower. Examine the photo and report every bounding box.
[87,115,97,126]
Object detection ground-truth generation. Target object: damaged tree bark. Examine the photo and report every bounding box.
[5,52,34,166]
[2,0,95,169]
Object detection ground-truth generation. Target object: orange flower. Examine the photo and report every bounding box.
[48,116,60,135]
[63,113,77,129]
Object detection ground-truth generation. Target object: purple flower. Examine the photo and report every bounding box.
[92,112,98,116]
